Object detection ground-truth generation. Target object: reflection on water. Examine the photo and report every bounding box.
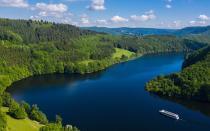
[164,96,210,117]
[7,72,104,93]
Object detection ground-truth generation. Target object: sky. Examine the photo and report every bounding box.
[0,0,210,28]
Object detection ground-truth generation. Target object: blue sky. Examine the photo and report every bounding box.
[0,0,210,28]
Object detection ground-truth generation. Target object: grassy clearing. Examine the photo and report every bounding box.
[79,48,135,65]
[1,107,42,131]
[78,59,96,65]
[112,48,135,59]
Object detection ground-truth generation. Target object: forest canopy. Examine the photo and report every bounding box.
[146,46,210,102]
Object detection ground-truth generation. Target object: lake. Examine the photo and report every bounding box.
[8,53,210,131]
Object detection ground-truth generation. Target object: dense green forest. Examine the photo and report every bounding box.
[146,46,210,102]
[114,35,205,53]
[0,18,208,130]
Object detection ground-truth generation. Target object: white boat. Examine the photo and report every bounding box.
[159,109,179,120]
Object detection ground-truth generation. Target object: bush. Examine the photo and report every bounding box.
[55,115,62,126]
[9,100,27,119]
[29,105,48,124]
[11,106,27,119]
[20,101,31,114]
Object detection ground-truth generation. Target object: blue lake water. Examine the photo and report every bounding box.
[8,53,210,131]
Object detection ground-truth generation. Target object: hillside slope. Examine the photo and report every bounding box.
[1,107,42,131]
[174,26,210,36]
[146,46,210,102]
[185,29,210,44]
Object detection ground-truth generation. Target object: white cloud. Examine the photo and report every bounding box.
[0,0,28,8]
[88,0,105,11]
[189,20,207,26]
[80,14,90,24]
[96,19,108,25]
[166,20,184,28]
[130,10,156,22]
[30,2,73,25]
[189,20,196,25]
[36,3,68,13]
[198,14,209,21]
[111,16,128,23]
[38,11,48,17]
[166,4,172,9]
[188,14,209,26]
[81,18,89,24]
[35,3,68,18]
[198,21,207,25]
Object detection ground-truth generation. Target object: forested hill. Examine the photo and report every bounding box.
[174,26,210,36]
[0,18,96,44]
[146,46,210,102]
[184,29,210,44]
[84,26,210,45]
[183,46,210,68]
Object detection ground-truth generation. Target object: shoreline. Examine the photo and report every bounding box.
[5,53,142,91]
[6,51,184,92]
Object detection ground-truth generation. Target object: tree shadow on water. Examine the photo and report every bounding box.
[6,71,105,93]
[150,93,210,117]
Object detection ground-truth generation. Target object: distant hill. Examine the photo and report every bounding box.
[83,26,210,36]
[83,26,210,44]
[82,27,176,36]
[174,26,210,36]
[184,29,210,44]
